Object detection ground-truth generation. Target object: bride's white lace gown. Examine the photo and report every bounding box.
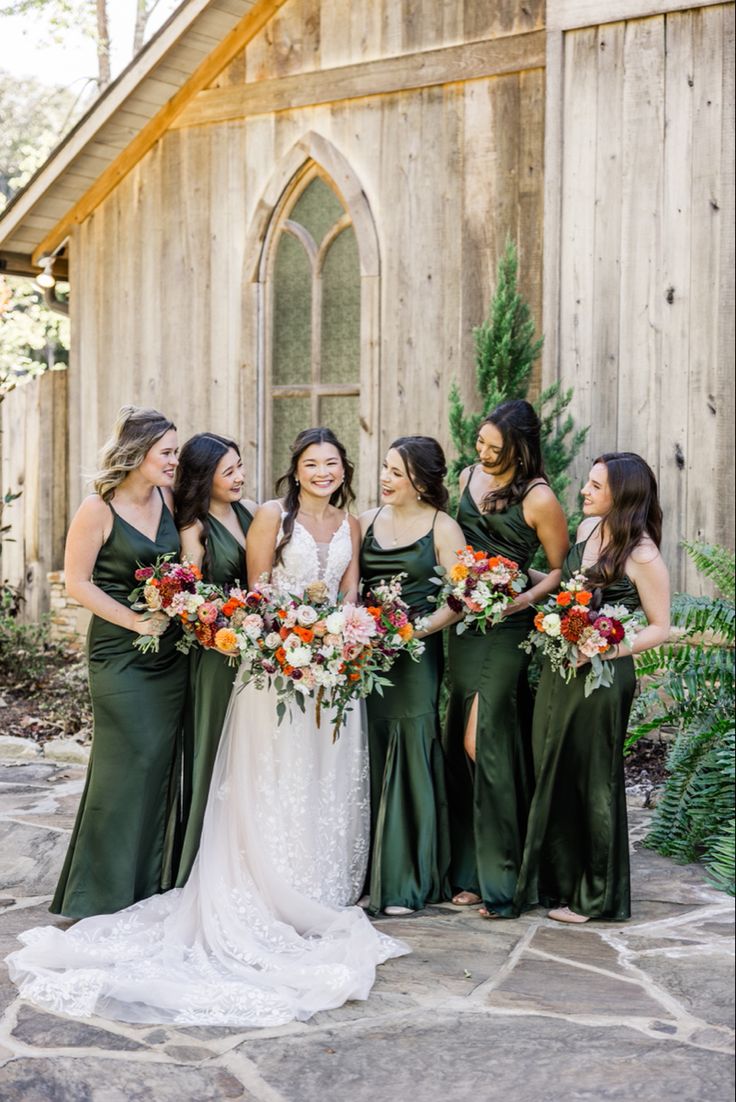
[7,517,408,1026]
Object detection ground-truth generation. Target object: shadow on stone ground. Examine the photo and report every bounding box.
[0,760,733,1102]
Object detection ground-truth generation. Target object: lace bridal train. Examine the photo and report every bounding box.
[7,517,408,1026]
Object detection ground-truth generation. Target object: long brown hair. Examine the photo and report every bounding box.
[174,433,241,579]
[273,427,355,566]
[586,452,662,587]
[390,436,449,512]
[479,399,547,512]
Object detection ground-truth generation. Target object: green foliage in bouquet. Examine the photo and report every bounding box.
[447,239,588,533]
[628,541,735,895]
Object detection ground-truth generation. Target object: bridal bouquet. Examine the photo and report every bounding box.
[218,579,384,741]
[128,554,205,653]
[520,572,642,696]
[431,545,527,633]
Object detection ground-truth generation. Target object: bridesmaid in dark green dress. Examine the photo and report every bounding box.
[174,433,258,886]
[444,400,569,918]
[515,452,671,922]
[52,406,188,918]
[359,437,466,915]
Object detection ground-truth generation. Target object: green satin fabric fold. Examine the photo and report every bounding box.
[175,502,253,887]
[51,498,188,918]
[443,479,541,917]
[360,522,450,912]
[514,540,641,920]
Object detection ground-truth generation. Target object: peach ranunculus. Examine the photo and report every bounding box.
[534,611,546,631]
[398,623,414,641]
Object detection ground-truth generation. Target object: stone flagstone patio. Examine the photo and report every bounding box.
[0,757,733,1102]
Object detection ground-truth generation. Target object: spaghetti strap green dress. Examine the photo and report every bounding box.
[443,475,542,917]
[175,502,253,887]
[360,513,451,913]
[51,492,188,918]
[514,538,640,920]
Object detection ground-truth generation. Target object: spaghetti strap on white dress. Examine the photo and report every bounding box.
[6,516,408,1026]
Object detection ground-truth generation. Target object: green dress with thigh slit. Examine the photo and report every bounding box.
[51,493,188,918]
[175,501,253,887]
[514,539,640,920]
[443,476,542,917]
[360,513,451,913]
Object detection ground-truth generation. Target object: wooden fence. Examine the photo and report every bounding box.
[1,369,68,622]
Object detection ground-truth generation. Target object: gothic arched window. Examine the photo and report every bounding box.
[265,168,361,491]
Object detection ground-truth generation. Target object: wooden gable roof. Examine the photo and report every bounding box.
[0,0,288,278]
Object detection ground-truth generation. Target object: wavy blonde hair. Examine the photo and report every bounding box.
[94,406,176,501]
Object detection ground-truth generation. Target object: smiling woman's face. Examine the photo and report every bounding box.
[139,428,179,487]
[296,443,344,497]
[581,462,613,517]
[211,448,244,505]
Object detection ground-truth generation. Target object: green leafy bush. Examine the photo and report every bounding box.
[447,239,587,531]
[629,542,735,894]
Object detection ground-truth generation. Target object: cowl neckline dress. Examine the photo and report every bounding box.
[443,477,542,916]
[514,537,641,920]
[176,501,253,886]
[51,493,187,918]
[360,513,451,913]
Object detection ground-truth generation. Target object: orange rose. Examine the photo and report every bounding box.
[348,672,361,682]
[534,611,545,631]
[556,592,574,607]
[576,590,593,606]
[294,626,315,644]
[279,626,290,639]
[398,623,414,640]
[474,551,486,562]
[275,646,287,664]
[214,628,238,652]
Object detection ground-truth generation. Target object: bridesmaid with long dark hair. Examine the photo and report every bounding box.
[359,436,465,915]
[53,406,188,917]
[515,452,670,923]
[174,433,258,886]
[444,399,569,918]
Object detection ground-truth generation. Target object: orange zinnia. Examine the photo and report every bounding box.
[449,563,469,582]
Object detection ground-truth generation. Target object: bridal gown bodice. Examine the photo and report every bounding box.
[7,516,408,1027]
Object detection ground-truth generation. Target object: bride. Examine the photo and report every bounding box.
[7,428,408,1027]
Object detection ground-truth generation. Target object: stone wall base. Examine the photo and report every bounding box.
[47,571,90,649]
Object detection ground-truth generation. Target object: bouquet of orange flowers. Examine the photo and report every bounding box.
[521,572,642,696]
[217,579,395,740]
[361,573,427,677]
[431,545,527,633]
[128,554,205,653]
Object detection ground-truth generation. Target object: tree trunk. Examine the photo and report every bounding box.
[133,0,162,57]
[96,0,111,89]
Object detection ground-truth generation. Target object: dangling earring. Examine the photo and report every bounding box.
[417,493,422,501]
[295,478,300,486]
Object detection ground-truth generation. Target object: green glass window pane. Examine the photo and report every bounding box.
[319,395,360,492]
[271,397,312,492]
[321,226,360,385]
[272,233,311,386]
[289,177,344,247]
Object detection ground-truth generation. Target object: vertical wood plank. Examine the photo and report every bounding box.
[685,4,725,591]
[558,27,598,496]
[660,9,694,585]
[716,3,735,556]
[590,22,625,458]
[616,18,664,479]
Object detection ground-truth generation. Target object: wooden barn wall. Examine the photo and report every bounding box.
[544,2,735,592]
[68,0,546,514]
[1,370,68,621]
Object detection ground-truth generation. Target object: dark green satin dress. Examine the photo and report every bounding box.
[360,514,451,913]
[175,502,253,887]
[443,477,542,917]
[51,494,188,918]
[514,540,640,920]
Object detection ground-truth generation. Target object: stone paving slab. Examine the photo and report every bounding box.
[0,759,734,1102]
